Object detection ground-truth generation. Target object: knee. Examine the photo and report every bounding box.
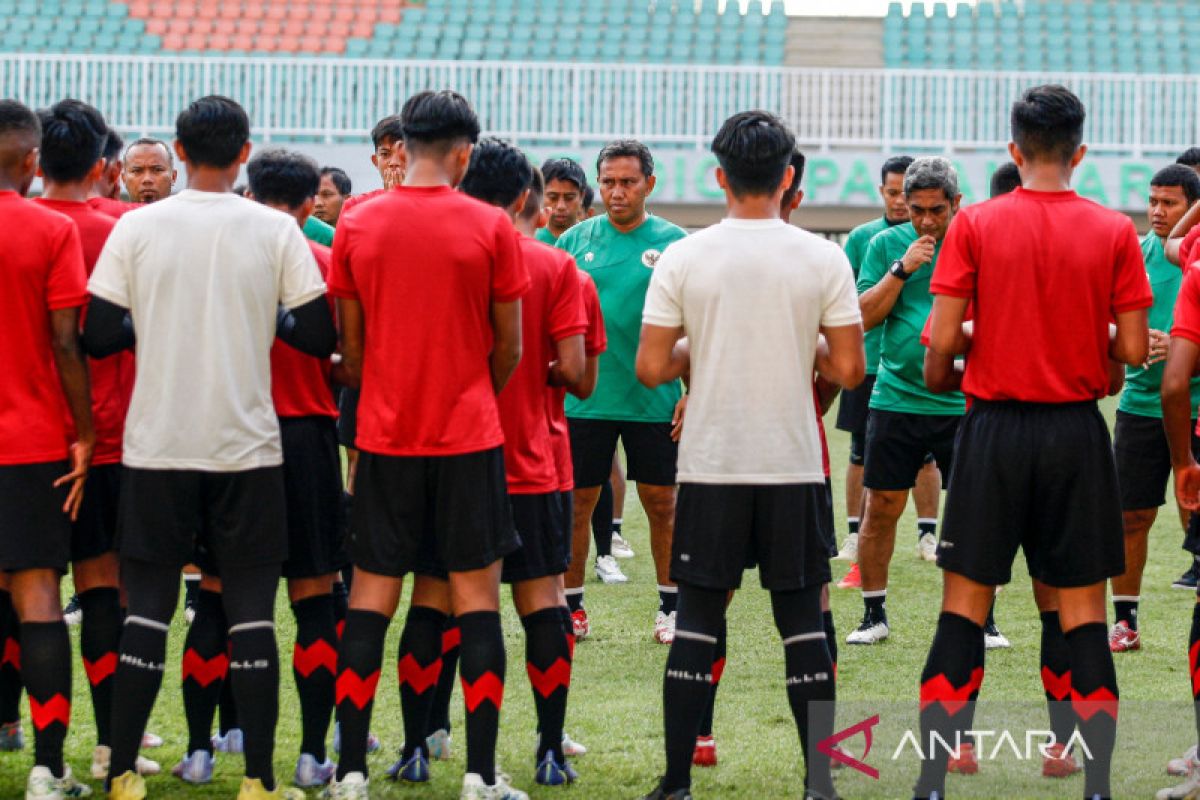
[639,488,676,523]
[1122,508,1156,537]
[863,492,903,528]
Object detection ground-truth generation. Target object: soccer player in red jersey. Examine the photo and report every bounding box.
[327,91,530,800]
[87,129,139,218]
[33,98,162,784]
[0,98,95,799]
[914,85,1151,800]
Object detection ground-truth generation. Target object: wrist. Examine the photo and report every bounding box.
[889,259,913,281]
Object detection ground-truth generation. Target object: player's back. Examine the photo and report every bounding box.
[270,241,338,420]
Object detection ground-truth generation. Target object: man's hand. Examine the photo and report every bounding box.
[901,235,937,274]
[1145,329,1170,367]
[54,439,93,521]
[1176,461,1200,511]
[382,167,404,190]
[671,394,688,442]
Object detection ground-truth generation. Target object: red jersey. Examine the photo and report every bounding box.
[1180,225,1200,272]
[930,188,1151,403]
[34,199,134,466]
[87,196,139,218]
[0,192,89,465]
[499,237,587,494]
[548,270,607,491]
[813,383,830,478]
[270,241,337,419]
[338,188,388,217]
[328,185,530,456]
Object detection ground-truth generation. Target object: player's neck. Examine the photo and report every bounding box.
[1020,162,1074,193]
[726,192,781,220]
[608,210,648,234]
[185,165,239,194]
[514,219,537,238]
[40,181,89,203]
[403,160,454,189]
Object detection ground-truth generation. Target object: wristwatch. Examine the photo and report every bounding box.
[889,259,912,281]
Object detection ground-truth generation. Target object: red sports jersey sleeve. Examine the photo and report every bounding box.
[1173,264,1200,345]
[271,241,338,419]
[492,222,530,303]
[580,271,607,357]
[1181,225,1200,271]
[327,228,358,300]
[929,212,977,299]
[813,383,830,478]
[548,252,587,343]
[46,224,89,310]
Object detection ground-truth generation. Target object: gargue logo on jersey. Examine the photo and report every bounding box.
[642,249,662,268]
[584,252,595,263]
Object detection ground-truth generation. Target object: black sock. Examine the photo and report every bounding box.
[218,666,239,735]
[459,610,506,784]
[181,590,227,755]
[428,617,460,736]
[558,606,576,661]
[78,587,122,747]
[1066,622,1118,798]
[1112,596,1139,632]
[398,605,446,761]
[334,610,389,779]
[523,608,571,763]
[917,518,937,540]
[0,590,19,724]
[21,622,71,777]
[697,619,726,738]
[863,590,887,623]
[228,619,280,787]
[109,616,169,783]
[823,609,838,677]
[592,481,614,558]
[331,580,349,629]
[1039,610,1075,747]
[659,586,679,615]
[612,518,623,538]
[773,587,836,797]
[914,612,985,799]
[292,595,337,763]
[1190,602,1200,750]
[662,585,725,793]
[985,599,997,629]
[565,589,583,614]
[183,574,201,609]
[847,517,860,536]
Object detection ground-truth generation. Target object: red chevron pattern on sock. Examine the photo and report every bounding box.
[461,672,504,712]
[335,669,380,710]
[336,620,345,640]
[1190,640,1200,698]
[565,631,575,660]
[1,637,18,670]
[442,625,461,654]
[83,652,118,687]
[919,667,984,715]
[526,658,571,699]
[182,648,229,688]
[1071,686,1118,722]
[28,694,70,730]
[711,656,726,685]
[397,654,441,695]
[293,639,337,678]
[1040,667,1072,701]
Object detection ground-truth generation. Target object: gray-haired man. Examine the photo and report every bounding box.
[846,157,967,645]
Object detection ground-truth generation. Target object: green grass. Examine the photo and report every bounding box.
[5,396,1200,797]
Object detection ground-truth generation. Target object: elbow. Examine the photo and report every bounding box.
[841,358,865,391]
[1163,370,1189,406]
[635,360,663,389]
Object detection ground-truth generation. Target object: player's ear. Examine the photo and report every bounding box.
[1069,144,1087,169]
[791,190,804,211]
[951,193,963,214]
[1007,141,1024,169]
[714,167,728,191]
[236,141,252,166]
[88,157,106,183]
[300,196,316,220]
[537,206,550,228]
[778,164,796,194]
[645,173,657,196]
[512,187,530,217]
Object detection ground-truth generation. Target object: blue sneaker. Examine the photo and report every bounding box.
[294,753,337,788]
[212,728,244,754]
[535,752,578,786]
[171,750,215,784]
[386,748,430,783]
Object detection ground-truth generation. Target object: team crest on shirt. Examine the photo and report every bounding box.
[585,252,595,263]
[642,249,662,268]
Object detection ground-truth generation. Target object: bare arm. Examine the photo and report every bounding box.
[815,324,865,389]
[1110,308,1150,367]
[569,355,600,399]
[928,295,972,357]
[50,307,94,521]
[1166,199,1200,267]
[860,235,937,330]
[635,324,688,388]
[1163,336,1200,509]
[490,299,522,393]
[336,297,364,389]
[923,349,963,394]
[548,333,585,388]
[815,375,841,415]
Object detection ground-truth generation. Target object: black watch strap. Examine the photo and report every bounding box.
[889,259,912,281]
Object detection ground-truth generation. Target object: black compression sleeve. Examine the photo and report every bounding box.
[82,295,135,358]
[276,295,337,359]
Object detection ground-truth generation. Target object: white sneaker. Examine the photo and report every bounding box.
[140,731,163,749]
[321,771,369,799]
[917,532,938,562]
[461,772,528,800]
[654,610,677,644]
[983,623,1011,650]
[426,728,452,760]
[1170,745,1200,776]
[184,606,196,625]
[562,731,587,757]
[294,753,337,788]
[91,745,161,779]
[836,533,859,562]
[846,615,889,645]
[611,533,634,559]
[594,555,628,584]
[26,765,92,799]
[1157,758,1200,800]
[212,727,244,754]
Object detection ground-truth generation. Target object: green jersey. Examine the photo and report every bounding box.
[303,215,335,247]
[1119,233,1200,418]
[557,214,687,422]
[858,223,966,416]
[535,227,558,245]
[844,216,900,375]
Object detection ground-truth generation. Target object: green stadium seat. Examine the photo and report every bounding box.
[345,38,369,56]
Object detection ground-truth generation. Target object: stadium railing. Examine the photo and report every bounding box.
[2,53,1194,157]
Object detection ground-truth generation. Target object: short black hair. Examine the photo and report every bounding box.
[1011,84,1086,165]
[320,166,351,195]
[710,110,796,198]
[125,137,173,166]
[881,155,914,184]
[37,99,107,183]
[989,162,1022,198]
[459,137,533,208]
[400,90,480,156]
[1151,163,1200,205]
[101,128,122,163]
[370,114,404,149]
[1177,148,1200,168]
[597,139,653,178]
[541,157,587,192]
[175,95,250,169]
[519,165,545,223]
[582,184,595,211]
[0,100,40,174]
[781,147,806,210]
[247,147,321,210]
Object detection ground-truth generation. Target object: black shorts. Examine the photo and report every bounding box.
[937,400,1124,588]
[501,492,569,583]
[337,388,359,450]
[1113,410,1200,511]
[350,446,519,578]
[836,374,877,436]
[823,478,837,558]
[0,460,72,572]
[567,418,677,488]
[72,463,121,563]
[119,466,288,571]
[671,482,833,591]
[281,416,348,579]
[862,409,959,491]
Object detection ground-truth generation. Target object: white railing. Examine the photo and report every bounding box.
[1,53,1194,157]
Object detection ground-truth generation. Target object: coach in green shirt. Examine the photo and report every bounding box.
[846,157,965,646]
[556,140,686,643]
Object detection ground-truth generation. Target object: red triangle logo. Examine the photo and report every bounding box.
[817,714,880,779]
